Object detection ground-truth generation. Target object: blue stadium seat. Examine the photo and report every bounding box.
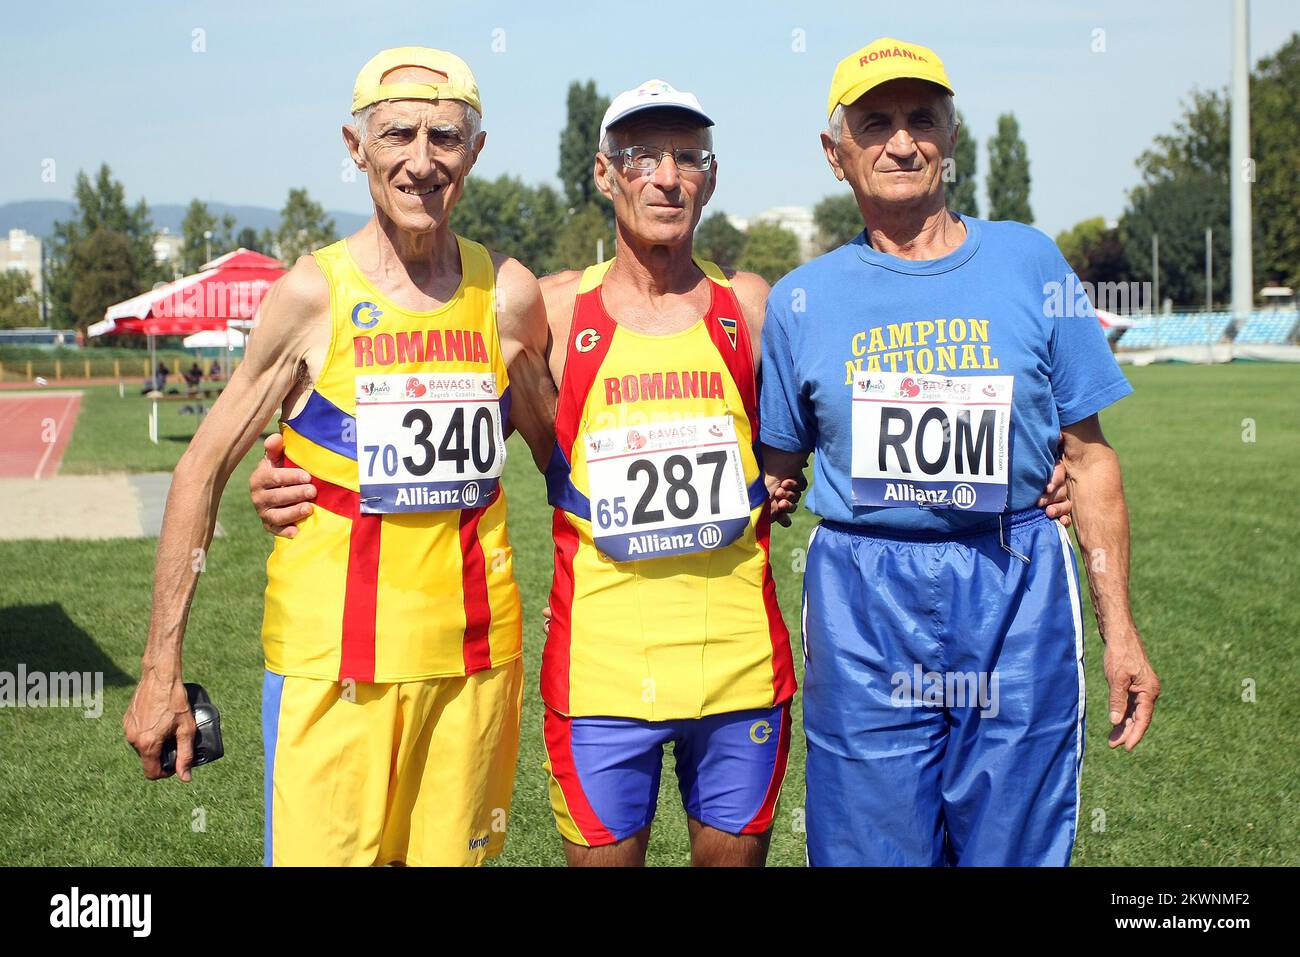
[1233,311,1299,345]
[1117,312,1233,350]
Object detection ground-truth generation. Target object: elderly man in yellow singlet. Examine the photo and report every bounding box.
[124,47,555,867]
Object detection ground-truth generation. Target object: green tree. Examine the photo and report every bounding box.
[236,227,262,253]
[949,110,979,217]
[1118,89,1233,307]
[1136,89,1228,183]
[0,271,40,329]
[66,229,141,332]
[547,204,613,273]
[181,199,237,273]
[1055,216,1131,288]
[694,212,746,267]
[559,80,611,210]
[986,113,1033,223]
[453,174,565,274]
[275,188,336,263]
[1120,169,1231,307]
[812,193,862,252]
[45,164,162,328]
[1116,34,1300,302]
[1252,33,1300,289]
[738,222,800,284]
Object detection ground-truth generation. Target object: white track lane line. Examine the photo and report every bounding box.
[33,394,78,479]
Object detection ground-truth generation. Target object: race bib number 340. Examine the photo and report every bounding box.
[850,372,1014,512]
[355,372,505,514]
[585,415,751,562]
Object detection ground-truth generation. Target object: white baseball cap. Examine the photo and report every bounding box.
[598,79,714,145]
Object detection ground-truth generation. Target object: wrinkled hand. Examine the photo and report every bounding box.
[250,433,317,538]
[123,670,196,781]
[771,476,807,528]
[1037,458,1073,527]
[1103,630,1160,752]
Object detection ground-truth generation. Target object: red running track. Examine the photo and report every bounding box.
[0,392,82,479]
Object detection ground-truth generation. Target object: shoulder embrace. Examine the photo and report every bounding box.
[721,268,770,329]
[487,253,548,347]
[538,268,583,328]
[490,251,541,307]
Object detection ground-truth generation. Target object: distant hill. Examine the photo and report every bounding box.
[0,199,370,241]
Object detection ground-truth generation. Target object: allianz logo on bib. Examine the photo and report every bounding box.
[882,482,978,508]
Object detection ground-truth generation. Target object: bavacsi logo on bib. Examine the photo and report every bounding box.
[352,302,383,329]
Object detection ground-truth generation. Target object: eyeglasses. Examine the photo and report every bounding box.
[607,146,715,172]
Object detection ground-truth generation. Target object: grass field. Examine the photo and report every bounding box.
[1,364,1297,866]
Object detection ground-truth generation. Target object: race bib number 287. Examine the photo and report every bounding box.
[355,372,505,514]
[850,372,1014,512]
[585,415,751,561]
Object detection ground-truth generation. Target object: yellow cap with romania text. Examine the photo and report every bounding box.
[351,46,482,115]
[826,37,953,120]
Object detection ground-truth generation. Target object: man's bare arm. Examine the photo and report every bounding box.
[1061,413,1159,751]
[494,255,556,470]
[123,259,327,780]
[726,269,809,525]
[727,269,770,369]
[539,270,581,385]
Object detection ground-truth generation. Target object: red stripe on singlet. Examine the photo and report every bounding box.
[459,491,495,674]
[283,456,380,683]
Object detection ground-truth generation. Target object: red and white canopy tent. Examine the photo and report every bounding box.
[88,248,285,372]
[1095,308,1141,331]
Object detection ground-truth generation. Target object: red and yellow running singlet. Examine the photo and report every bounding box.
[544,258,795,720]
[261,235,522,683]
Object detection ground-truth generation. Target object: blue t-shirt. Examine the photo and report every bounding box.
[759,215,1133,533]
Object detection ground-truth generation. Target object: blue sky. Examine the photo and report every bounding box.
[1,0,1295,238]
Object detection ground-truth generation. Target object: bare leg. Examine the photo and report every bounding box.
[562,826,651,867]
[687,817,771,867]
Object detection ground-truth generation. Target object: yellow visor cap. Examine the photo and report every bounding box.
[826,37,953,120]
[352,46,482,116]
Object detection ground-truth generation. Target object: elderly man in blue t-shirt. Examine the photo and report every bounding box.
[761,37,1160,866]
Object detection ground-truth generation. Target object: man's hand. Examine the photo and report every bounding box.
[123,668,197,781]
[1061,414,1157,753]
[762,445,810,530]
[250,433,318,538]
[770,475,806,527]
[1102,629,1160,751]
[123,255,326,781]
[1037,456,1073,527]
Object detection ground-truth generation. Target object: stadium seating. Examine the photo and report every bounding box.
[1116,312,1234,350]
[1233,311,1300,345]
